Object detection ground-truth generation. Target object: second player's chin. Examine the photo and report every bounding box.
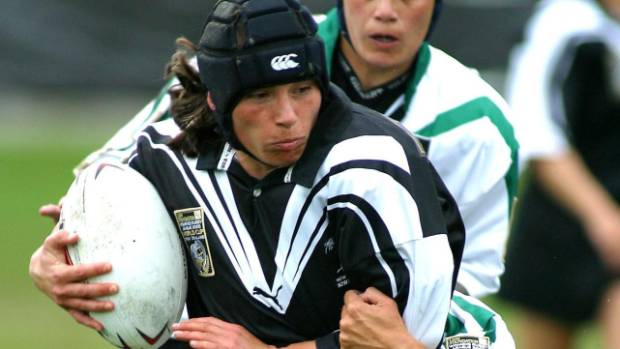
[359,55,395,69]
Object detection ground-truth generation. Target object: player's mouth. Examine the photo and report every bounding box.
[270,137,305,152]
[369,33,399,49]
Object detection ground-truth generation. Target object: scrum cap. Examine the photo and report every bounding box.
[197,0,328,150]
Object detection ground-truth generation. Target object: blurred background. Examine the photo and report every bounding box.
[0,0,600,347]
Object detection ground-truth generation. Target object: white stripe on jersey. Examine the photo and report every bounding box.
[137,131,437,314]
[328,168,424,242]
[317,135,412,178]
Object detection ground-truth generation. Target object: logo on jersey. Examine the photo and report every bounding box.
[324,238,335,255]
[174,207,215,277]
[445,335,490,349]
[271,54,299,71]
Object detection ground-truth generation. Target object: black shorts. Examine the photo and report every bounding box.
[499,181,615,324]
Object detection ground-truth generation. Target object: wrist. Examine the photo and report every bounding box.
[397,334,426,349]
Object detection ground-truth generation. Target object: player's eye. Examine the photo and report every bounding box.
[292,82,316,95]
[245,89,271,100]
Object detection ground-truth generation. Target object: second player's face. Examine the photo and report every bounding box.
[343,0,434,70]
[232,80,321,178]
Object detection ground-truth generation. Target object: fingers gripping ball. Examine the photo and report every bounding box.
[61,163,188,348]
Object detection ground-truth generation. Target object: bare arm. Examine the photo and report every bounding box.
[532,149,620,269]
[172,317,316,349]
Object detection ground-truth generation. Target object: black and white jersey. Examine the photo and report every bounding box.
[128,86,464,349]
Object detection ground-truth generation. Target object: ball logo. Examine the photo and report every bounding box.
[271,54,300,71]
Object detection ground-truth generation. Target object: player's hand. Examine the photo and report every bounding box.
[340,287,426,349]
[28,228,118,331]
[585,207,620,271]
[172,317,276,349]
[39,203,61,223]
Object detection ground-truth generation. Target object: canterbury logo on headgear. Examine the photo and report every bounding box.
[271,54,300,71]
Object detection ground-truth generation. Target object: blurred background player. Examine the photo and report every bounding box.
[499,0,620,348]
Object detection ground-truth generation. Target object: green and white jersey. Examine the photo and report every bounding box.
[405,45,519,298]
[442,292,515,349]
[77,8,519,299]
[319,10,519,298]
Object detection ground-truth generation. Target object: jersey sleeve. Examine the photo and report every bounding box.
[73,79,176,175]
[443,291,515,349]
[423,96,518,298]
[327,138,457,348]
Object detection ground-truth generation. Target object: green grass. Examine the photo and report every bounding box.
[0,94,146,348]
[0,144,114,348]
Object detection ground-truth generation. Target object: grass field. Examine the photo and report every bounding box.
[0,94,603,348]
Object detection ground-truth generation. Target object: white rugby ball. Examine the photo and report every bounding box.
[60,162,187,349]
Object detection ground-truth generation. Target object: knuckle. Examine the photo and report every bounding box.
[74,267,87,280]
[50,285,65,298]
[50,270,64,284]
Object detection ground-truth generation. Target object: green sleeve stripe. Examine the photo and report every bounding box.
[417,97,519,211]
[452,296,497,342]
[445,313,467,337]
[317,8,340,77]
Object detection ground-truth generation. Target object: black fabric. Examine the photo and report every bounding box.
[500,179,610,323]
[316,331,340,349]
[562,42,620,195]
[161,339,191,348]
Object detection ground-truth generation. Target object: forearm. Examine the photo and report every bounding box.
[279,341,317,349]
[532,149,618,227]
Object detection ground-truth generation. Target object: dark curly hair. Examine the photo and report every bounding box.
[165,37,224,157]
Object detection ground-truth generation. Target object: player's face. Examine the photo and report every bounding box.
[232,80,321,178]
[342,0,434,71]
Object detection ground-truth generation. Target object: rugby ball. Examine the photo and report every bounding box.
[60,162,187,349]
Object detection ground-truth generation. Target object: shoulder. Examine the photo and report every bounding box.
[515,0,614,67]
[424,46,510,115]
[348,102,427,161]
[314,87,428,179]
[134,118,181,151]
[408,46,516,156]
[527,0,607,43]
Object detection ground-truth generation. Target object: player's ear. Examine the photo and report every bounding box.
[207,92,216,112]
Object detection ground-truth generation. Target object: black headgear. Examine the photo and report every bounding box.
[197,0,328,151]
[337,0,443,42]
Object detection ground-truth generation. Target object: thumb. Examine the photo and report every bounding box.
[343,289,363,305]
[360,287,391,305]
[39,204,61,223]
